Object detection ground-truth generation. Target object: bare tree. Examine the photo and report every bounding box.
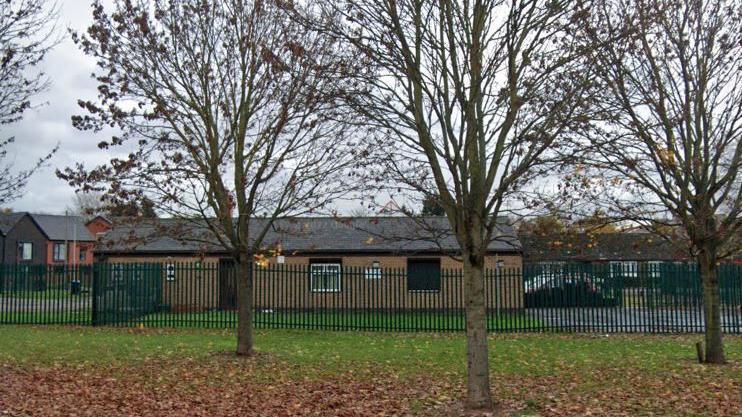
[67,191,106,220]
[0,0,58,205]
[67,191,162,220]
[292,0,592,410]
[571,0,742,363]
[59,0,366,356]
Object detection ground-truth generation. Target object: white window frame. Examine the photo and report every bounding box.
[18,242,33,261]
[537,261,566,277]
[165,263,176,282]
[53,242,67,262]
[646,261,663,278]
[310,263,341,292]
[364,261,382,280]
[112,264,124,281]
[610,261,638,278]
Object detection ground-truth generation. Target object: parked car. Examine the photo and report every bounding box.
[524,272,619,308]
[525,272,605,294]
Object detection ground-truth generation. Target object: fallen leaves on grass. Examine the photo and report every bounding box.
[421,361,742,417]
[1,353,740,416]
[0,355,422,417]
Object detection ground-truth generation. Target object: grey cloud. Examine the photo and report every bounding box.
[4,0,116,213]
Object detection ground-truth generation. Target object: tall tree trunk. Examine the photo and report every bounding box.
[698,247,725,364]
[463,252,493,411]
[236,251,255,356]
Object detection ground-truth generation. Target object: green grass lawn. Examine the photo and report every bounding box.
[1,325,740,377]
[0,288,85,300]
[0,311,91,325]
[131,310,542,332]
[1,326,740,415]
[2,308,539,331]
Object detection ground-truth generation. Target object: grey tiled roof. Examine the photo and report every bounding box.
[30,213,96,242]
[97,217,521,254]
[0,212,24,235]
[521,233,689,262]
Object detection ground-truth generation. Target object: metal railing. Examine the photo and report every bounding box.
[0,262,740,333]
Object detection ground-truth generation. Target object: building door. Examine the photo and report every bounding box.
[219,258,238,310]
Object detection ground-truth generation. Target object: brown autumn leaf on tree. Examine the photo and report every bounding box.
[288,0,596,410]
[0,0,59,205]
[58,0,371,356]
[565,0,742,364]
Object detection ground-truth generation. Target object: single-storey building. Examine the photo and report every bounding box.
[93,216,524,312]
[520,232,691,279]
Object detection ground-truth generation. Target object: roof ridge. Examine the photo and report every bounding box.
[30,212,85,218]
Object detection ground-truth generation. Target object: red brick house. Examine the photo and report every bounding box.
[0,213,97,266]
[85,215,113,238]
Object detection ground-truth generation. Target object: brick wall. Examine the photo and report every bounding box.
[45,241,95,266]
[255,254,523,310]
[102,253,524,311]
[267,254,521,269]
[86,217,111,237]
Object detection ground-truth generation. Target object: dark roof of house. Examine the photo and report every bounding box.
[96,216,521,255]
[0,212,25,236]
[29,213,96,242]
[86,215,112,225]
[521,233,689,262]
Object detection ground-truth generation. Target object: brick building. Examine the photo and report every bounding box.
[93,216,524,311]
[0,213,96,266]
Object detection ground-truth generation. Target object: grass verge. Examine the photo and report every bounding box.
[0,326,740,416]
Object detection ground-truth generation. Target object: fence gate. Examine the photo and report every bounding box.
[219,259,238,310]
[93,263,163,326]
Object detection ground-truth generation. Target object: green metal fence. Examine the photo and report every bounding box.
[93,263,163,326]
[0,264,92,325]
[0,262,740,333]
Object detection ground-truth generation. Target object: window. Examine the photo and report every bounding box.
[537,261,566,276]
[407,258,441,292]
[610,261,638,278]
[18,242,32,261]
[79,248,86,262]
[364,261,382,280]
[53,243,67,262]
[646,261,663,278]
[112,264,124,281]
[165,263,176,281]
[310,262,341,292]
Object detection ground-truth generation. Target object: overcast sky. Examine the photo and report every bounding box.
[2,0,388,217]
[2,0,381,217]
[3,0,120,214]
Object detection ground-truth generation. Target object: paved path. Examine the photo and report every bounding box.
[527,307,742,333]
[0,295,91,312]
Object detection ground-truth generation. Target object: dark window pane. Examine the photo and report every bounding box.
[407,258,441,292]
